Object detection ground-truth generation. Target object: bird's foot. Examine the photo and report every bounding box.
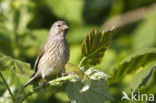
[61,69,66,76]
[42,78,48,88]
[61,72,66,76]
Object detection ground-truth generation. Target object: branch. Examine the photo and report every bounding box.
[102,3,156,30]
[0,71,16,103]
[18,75,75,103]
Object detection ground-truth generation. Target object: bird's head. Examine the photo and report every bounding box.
[49,21,69,37]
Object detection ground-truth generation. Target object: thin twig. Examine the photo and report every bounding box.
[18,75,75,103]
[18,85,42,103]
[0,71,16,103]
[102,3,156,30]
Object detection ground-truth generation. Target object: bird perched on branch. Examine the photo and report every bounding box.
[24,21,70,87]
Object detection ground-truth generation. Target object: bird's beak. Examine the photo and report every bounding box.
[63,25,69,30]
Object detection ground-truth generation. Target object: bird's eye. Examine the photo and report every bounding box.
[57,25,61,27]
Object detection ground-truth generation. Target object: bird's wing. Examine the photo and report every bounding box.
[30,45,45,78]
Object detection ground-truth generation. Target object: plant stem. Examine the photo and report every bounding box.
[78,57,87,68]
[18,75,75,103]
[0,71,16,103]
[18,85,42,103]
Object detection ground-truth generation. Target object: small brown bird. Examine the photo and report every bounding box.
[24,21,70,87]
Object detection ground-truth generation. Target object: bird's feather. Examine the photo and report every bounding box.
[24,74,40,87]
[30,45,45,78]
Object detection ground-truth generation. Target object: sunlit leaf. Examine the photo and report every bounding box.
[110,48,156,84]
[129,62,156,91]
[66,67,113,103]
[66,63,84,79]
[67,80,113,103]
[85,67,110,80]
[0,53,31,75]
[81,27,114,65]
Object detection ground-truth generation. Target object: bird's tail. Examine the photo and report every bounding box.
[24,75,39,87]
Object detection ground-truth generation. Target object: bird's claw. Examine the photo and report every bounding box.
[42,78,48,88]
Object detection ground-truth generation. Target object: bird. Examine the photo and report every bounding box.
[24,21,70,87]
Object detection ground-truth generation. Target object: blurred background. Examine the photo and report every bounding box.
[0,0,156,103]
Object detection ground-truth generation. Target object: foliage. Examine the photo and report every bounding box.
[81,28,114,65]
[0,25,114,103]
[0,53,31,74]
[67,80,111,103]
[129,62,156,91]
[110,48,156,83]
[0,0,156,103]
[66,68,112,103]
[131,12,156,50]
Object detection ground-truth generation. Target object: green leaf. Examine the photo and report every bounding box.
[110,48,156,84]
[85,67,110,80]
[0,0,34,33]
[66,80,113,103]
[131,12,156,50]
[0,53,31,75]
[81,28,114,65]
[66,68,113,103]
[46,0,84,23]
[130,62,156,91]
[0,0,34,58]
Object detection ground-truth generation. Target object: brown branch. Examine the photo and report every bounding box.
[102,3,156,30]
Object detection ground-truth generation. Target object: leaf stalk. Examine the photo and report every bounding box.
[0,71,16,103]
[78,57,87,68]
